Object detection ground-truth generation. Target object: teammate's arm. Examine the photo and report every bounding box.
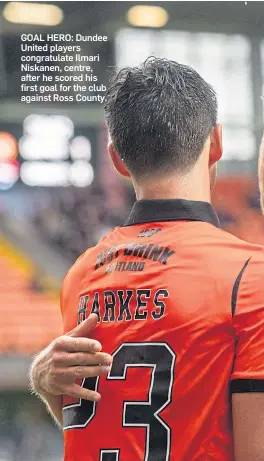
[30,349,64,426]
[231,251,264,461]
[232,394,264,461]
[258,133,264,214]
[29,314,112,426]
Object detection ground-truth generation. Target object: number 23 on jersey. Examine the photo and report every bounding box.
[63,342,176,461]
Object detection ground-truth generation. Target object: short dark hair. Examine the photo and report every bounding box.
[104,57,218,179]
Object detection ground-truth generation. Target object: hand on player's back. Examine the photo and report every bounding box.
[30,314,112,402]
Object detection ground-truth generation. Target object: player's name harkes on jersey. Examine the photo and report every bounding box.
[95,242,175,274]
[77,289,169,324]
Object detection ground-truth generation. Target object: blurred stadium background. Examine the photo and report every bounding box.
[0,1,264,460]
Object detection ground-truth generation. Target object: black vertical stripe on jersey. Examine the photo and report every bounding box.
[231,257,251,316]
[231,379,264,393]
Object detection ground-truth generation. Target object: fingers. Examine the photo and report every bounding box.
[67,314,98,338]
[56,351,112,367]
[54,336,102,353]
[65,383,101,402]
[48,357,112,395]
[67,364,111,380]
[32,317,111,403]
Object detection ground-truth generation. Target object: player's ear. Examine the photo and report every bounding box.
[108,143,131,178]
[209,124,222,167]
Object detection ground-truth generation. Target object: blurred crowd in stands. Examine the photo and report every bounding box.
[33,186,129,262]
[31,178,264,262]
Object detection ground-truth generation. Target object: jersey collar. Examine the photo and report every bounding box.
[124,199,220,228]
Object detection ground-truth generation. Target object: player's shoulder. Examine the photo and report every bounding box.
[62,228,115,287]
[211,224,264,256]
[189,219,262,254]
[225,232,264,318]
[203,224,264,284]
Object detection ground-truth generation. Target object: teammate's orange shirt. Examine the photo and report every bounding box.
[60,199,264,461]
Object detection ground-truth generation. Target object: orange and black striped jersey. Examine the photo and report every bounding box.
[60,199,264,461]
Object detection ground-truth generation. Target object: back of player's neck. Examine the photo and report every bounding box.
[136,190,211,203]
[135,173,211,203]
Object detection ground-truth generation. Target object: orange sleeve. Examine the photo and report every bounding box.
[231,249,264,392]
[60,271,67,315]
[59,249,92,334]
[59,268,73,334]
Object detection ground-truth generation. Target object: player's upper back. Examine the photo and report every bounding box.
[61,199,263,333]
[61,199,264,461]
